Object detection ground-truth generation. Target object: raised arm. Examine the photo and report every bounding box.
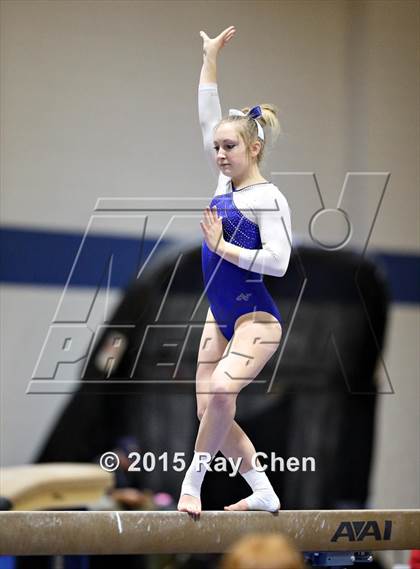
[198,27,235,191]
[198,84,222,180]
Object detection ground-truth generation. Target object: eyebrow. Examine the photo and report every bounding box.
[213,139,237,144]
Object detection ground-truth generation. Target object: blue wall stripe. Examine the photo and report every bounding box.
[0,226,419,303]
[0,226,167,290]
[371,251,420,305]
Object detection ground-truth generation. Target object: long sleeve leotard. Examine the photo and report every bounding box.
[199,83,292,340]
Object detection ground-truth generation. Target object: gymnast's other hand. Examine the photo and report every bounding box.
[200,206,226,255]
[199,25,236,59]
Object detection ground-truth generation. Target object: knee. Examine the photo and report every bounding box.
[208,382,236,412]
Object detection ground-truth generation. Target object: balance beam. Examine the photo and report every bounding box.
[0,510,419,555]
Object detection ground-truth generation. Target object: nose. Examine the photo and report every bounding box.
[217,148,226,160]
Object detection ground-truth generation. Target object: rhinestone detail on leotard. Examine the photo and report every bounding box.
[210,192,262,250]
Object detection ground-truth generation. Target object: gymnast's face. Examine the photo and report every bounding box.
[213,123,257,178]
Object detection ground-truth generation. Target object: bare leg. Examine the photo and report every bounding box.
[195,388,236,456]
[195,310,259,473]
[178,313,281,515]
[219,420,261,473]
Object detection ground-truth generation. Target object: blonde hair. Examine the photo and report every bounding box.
[217,104,281,165]
[219,533,304,569]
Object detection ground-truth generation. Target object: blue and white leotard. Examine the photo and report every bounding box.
[199,83,292,341]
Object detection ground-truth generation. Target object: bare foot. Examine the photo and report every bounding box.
[224,498,248,511]
[224,494,281,512]
[177,493,201,516]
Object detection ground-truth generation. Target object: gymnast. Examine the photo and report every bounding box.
[177,25,292,516]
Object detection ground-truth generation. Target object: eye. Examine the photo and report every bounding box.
[213,144,235,150]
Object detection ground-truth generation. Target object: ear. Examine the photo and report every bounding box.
[250,140,262,158]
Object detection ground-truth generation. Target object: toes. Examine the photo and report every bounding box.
[177,496,201,516]
[224,500,249,511]
[224,502,243,511]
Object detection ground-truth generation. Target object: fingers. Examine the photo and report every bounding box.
[225,26,236,39]
[209,206,217,223]
[200,207,224,251]
[201,207,212,231]
[221,25,236,42]
[209,206,221,224]
[201,26,236,57]
[202,206,220,228]
[209,25,236,44]
[221,25,236,37]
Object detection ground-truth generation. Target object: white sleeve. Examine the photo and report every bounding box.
[198,83,230,195]
[238,187,292,277]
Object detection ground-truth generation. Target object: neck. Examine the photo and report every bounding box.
[231,165,266,190]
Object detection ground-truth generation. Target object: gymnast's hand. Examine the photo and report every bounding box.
[200,206,226,255]
[199,25,236,59]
